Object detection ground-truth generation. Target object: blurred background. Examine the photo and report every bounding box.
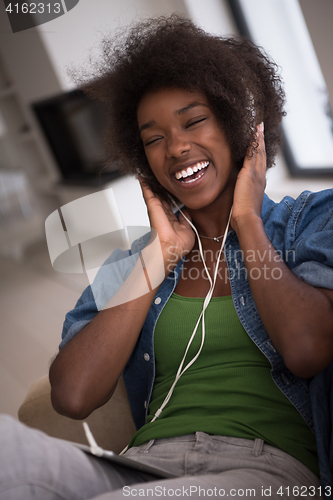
[0,0,332,418]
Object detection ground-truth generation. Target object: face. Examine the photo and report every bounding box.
[137,88,238,211]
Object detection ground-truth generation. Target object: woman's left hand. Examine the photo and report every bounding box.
[231,122,266,233]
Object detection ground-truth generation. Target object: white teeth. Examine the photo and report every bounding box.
[174,161,209,180]
[183,169,206,183]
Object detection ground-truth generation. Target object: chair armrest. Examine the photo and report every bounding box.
[18,375,136,453]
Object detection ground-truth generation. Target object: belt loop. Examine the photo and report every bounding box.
[252,438,264,457]
[139,439,155,453]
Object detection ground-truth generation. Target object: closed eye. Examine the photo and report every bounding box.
[185,117,207,128]
[145,137,163,146]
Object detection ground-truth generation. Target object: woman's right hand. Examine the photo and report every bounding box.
[50,179,195,420]
[139,177,196,268]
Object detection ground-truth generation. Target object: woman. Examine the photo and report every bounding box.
[1,14,333,500]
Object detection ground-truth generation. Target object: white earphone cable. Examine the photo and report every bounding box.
[150,201,232,422]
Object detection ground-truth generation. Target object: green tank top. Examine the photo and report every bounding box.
[129,294,319,477]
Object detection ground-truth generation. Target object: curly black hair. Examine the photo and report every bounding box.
[79,14,285,199]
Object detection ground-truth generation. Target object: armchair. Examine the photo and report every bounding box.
[18,375,136,453]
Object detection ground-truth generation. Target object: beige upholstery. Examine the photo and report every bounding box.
[18,375,136,454]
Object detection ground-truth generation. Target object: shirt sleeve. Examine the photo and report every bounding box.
[289,189,333,290]
[59,232,151,350]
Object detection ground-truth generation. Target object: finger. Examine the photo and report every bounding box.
[161,197,175,211]
[246,123,265,169]
[256,122,267,175]
[138,176,155,203]
[241,123,266,185]
[178,208,192,228]
[138,178,175,224]
[137,175,150,189]
[244,129,259,167]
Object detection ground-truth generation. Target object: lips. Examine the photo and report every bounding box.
[174,161,209,183]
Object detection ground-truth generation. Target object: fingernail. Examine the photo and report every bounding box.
[259,122,264,133]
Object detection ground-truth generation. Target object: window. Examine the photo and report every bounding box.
[227,0,333,175]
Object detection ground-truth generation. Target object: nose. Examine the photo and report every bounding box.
[166,131,191,158]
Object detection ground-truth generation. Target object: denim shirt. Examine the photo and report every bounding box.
[61,189,333,492]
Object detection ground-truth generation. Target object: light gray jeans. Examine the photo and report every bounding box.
[0,415,323,500]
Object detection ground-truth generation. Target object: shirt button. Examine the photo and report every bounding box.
[154,297,161,305]
[144,400,147,409]
[240,296,245,306]
[144,353,150,361]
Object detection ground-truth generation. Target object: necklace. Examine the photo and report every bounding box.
[198,234,224,243]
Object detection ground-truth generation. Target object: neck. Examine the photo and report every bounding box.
[186,192,233,239]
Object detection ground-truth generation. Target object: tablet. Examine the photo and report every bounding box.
[71,441,178,479]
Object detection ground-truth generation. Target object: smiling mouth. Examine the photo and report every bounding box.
[174,161,209,184]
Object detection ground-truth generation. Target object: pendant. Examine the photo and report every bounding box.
[214,237,220,242]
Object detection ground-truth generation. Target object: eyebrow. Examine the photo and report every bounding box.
[139,120,156,134]
[138,101,209,134]
[176,102,208,116]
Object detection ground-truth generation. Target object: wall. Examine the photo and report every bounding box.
[0,6,63,183]
[299,0,333,104]
[37,0,188,91]
[0,8,61,103]
[263,0,333,200]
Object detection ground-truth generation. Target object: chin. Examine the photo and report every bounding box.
[178,197,214,211]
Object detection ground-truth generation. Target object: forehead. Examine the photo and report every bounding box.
[137,88,209,126]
